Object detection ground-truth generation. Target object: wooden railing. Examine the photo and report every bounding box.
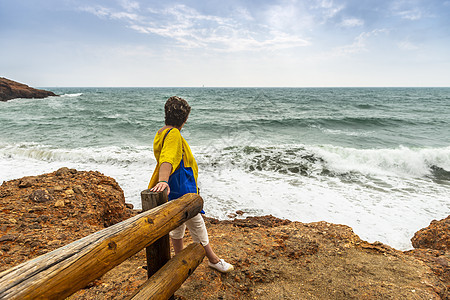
[0,191,205,300]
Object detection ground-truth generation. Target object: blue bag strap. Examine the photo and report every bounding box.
[161,128,174,148]
[161,128,184,170]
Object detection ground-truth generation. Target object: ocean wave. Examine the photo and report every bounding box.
[195,144,450,181]
[60,93,83,97]
[1,142,449,183]
[0,143,154,166]
[310,125,373,137]
[235,115,421,130]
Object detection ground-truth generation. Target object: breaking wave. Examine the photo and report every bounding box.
[0,142,153,166]
[60,93,83,97]
[2,142,449,184]
[195,144,450,182]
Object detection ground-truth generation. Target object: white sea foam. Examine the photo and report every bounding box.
[0,142,154,166]
[310,124,373,137]
[310,145,450,178]
[60,93,83,97]
[194,143,450,179]
[1,142,449,250]
[198,166,448,250]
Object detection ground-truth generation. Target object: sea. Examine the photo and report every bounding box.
[1,87,449,250]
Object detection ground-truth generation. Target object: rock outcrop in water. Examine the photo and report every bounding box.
[0,77,57,101]
[0,170,448,299]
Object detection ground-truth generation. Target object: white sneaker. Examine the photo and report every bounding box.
[208,259,234,273]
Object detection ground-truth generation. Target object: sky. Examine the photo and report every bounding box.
[1,0,450,87]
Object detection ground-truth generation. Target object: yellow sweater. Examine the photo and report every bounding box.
[148,127,199,189]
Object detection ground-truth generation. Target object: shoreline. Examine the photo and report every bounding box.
[1,168,448,299]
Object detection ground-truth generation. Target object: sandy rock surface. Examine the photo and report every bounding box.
[0,170,448,299]
[406,216,450,299]
[0,167,132,272]
[412,216,450,251]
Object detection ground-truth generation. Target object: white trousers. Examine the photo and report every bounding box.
[169,213,209,246]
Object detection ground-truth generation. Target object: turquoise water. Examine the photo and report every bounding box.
[1,88,449,249]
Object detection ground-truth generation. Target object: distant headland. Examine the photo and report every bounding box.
[0,77,57,102]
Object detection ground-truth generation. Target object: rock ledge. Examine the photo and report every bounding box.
[0,77,57,101]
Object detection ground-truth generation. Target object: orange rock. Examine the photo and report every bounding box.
[411,216,450,251]
[0,77,57,101]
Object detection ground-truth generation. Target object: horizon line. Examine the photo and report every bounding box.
[39,86,450,89]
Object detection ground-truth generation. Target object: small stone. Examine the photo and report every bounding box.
[125,203,134,209]
[228,213,237,218]
[29,223,42,230]
[28,189,53,203]
[435,257,448,267]
[48,240,61,247]
[53,186,64,192]
[57,234,67,240]
[1,244,11,251]
[30,241,40,248]
[236,210,244,215]
[65,189,74,194]
[54,199,65,207]
[55,167,70,177]
[0,234,17,242]
[73,185,84,195]
[18,177,34,188]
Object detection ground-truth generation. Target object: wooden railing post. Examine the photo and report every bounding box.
[0,194,203,300]
[129,243,206,300]
[141,189,171,278]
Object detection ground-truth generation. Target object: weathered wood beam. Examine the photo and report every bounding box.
[129,243,206,300]
[0,193,203,300]
[141,189,171,278]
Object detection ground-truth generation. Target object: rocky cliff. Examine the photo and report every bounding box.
[0,168,133,272]
[0,77,57,101]
[405,216,450,299]
[0,170,448,299]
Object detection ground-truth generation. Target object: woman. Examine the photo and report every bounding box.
[149,96,233,273]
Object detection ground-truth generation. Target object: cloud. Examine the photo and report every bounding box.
[339,18,364,28]
[313,0,345,21]
[80,5,110,18]
[119,0,140,12]
[264,0,345,31]
[81,3,310,52]
[396,9,423,20]
[398,40,419,50]
[317,28,389,59]
[79,5,139,21]
[390,0,426,20]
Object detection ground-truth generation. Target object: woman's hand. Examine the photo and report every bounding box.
[150,181,170,195]
[150,162,172,195]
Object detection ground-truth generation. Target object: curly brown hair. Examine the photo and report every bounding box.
[164,96,191,127]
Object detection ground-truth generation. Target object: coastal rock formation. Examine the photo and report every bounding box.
[0,171,448,299]
[406,216,450,298]
[0,168,133,272]
[412,216,450,251]
[0,77,57,101]
[71,215,448,299]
